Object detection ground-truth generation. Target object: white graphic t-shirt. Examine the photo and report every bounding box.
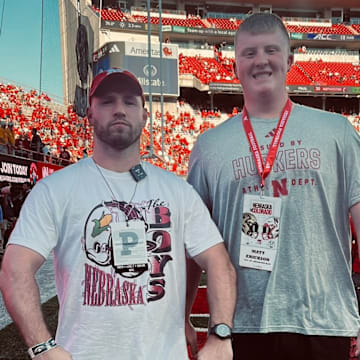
[9,159,223,359]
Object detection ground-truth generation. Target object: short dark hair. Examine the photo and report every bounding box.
[235,13,290,52]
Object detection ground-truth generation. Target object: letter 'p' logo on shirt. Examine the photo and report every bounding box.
[120,232,139,255]
[111,221,147,269]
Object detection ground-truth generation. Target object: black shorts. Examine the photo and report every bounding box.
[232,332,351,360]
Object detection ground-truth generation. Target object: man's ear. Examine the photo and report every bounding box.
[87,108,93,125]
[142,108,148,128]
[287,53,294,72]
[233,62,240,81]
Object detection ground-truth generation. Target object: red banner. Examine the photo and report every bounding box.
[36,162,63,181]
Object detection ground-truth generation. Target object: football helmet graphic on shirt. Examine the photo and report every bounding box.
[83,200,148,277]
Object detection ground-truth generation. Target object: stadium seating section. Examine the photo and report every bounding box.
[0,82,224,175]
[0,83,93,163]
[92,6,360,36]
[286,23,354,35]
[353,24,360,33]
[96,7,128,22]
[141,103,218,176]
[179,54,236,84]
[1,81,359,176]
[206,17,242,30]
[296,61,360,86]
[132,15,206,28]
[179,54,360,87]
[92,6,360,90]
[0,7,358,176]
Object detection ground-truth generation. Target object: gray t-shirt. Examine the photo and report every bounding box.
[188,103,360,336]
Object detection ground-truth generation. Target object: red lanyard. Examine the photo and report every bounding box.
[242,99,293,190]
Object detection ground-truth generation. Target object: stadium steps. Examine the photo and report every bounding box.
[294,63,313,84]
[201,18,212,28]
[126,14,137,22]
[346,25,358,35]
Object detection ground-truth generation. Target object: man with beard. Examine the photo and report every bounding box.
[0,68,236,360]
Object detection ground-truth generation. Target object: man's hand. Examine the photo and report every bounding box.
[197,335,232,360]
[36,346,72,359]
[185,319,198,359]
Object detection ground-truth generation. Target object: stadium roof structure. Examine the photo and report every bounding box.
[224,0,359,9]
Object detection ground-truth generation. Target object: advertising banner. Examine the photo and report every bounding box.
[209,82,242,92]
[0,154,34,185]
[101,20,145,32]
[93,41,179,97]
[185,27,236,37]
[286,85,313,93]
[314,85,348,93]
[351,87,360,94]
[0,154,62,186]
[290,33,304,40]
[37,162,63,181]
[307,34,360,41]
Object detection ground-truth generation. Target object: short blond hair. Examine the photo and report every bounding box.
[235,13,290,52]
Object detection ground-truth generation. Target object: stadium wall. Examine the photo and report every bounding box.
[59,1,166,107]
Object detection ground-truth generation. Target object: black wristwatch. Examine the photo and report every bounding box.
[209,323,232,339]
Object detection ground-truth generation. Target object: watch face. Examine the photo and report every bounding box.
[216,324,231,337]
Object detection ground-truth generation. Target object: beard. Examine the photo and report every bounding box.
[93,120,143,151]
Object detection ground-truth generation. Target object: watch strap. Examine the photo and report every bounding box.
[27,338,57,358]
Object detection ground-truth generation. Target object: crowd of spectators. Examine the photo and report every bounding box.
[0,81,221,177]
[346,113,360,133]
[0,79,359,255]
[141,102,220,176]
[0,83,93,165]
[2,80,360,177]
[0,81,219,177]
[2,80,360,176]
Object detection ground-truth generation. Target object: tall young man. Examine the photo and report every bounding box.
[187,13,360,360]
[0,68,236,359]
